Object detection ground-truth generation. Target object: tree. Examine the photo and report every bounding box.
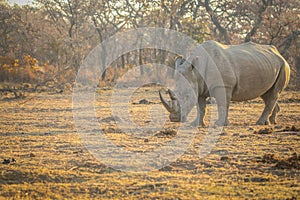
[1,0,299,88]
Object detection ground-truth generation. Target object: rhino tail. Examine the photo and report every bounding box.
[272,47,290,91]
[271,58,290,95]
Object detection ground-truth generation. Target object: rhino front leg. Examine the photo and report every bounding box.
[192,97,207,127]
[213,87,231,126]
[215,104,229,126]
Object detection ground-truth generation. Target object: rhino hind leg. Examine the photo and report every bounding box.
[269,103,280,124]
[257,64,287,125]
[257,87,280,125]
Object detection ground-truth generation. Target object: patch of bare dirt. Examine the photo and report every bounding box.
[154,129,177,138]
[262,152,300,170]
[254,125,300,135]
[254,127,274,134]
[280,125,300,132]
[0,89,299,199]
[279,98,300,103]
[100,116,121,123]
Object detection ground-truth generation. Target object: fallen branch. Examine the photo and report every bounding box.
[18,92,41,105]
[275,131,300,136]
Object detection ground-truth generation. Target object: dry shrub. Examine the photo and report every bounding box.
[0,55,48,84]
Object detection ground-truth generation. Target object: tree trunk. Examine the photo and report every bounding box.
[204,0,231,44]
[139,49,144,75]
[121,54,125,69]
[112,61,117,82]
[244,0,272,42]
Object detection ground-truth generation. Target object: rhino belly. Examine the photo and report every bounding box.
[231,72,278,102]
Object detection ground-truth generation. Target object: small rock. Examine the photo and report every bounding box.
[244,177,269,182]
[239,134,248,138]
[159,165,173,171]
[155,129,177,137]
[132,99,156,105]
[30,153,35,157]
[274,125,283,129]
[139,99,150,104]
[144,139,149,143]
[250,177,270,182]
[220,156,231,161]
[2,159,10,164]
[220,132,228,136]
[101,116,121,122]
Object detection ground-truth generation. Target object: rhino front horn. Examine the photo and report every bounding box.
[159,90,173,112]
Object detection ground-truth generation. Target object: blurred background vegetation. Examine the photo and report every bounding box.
[0,0,299,94]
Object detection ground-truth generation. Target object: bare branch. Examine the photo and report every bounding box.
[204,0,231,44]
[279,30,300,55]
[244,0,272,42]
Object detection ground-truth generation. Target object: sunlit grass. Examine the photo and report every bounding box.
[0,88,299,199]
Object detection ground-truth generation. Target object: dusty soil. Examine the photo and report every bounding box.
[0,87,299,199]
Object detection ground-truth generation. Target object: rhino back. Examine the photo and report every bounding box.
[202,41,285,101]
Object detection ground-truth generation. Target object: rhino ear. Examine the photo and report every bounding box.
[191,56,199,71]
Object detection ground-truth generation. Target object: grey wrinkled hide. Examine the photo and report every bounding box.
[160,40,290,126]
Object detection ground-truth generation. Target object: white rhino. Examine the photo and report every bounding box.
[159,40,290,126]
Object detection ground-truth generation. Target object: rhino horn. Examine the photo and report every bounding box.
[159,90,173,112]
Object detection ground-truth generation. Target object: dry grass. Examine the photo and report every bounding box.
[0,87,299,199]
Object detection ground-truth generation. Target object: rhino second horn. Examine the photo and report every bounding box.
[159,90,173,112]
[168,89,177,100]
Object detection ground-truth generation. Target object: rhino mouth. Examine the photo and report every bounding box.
[169,113,186,122]
[159,89,185,122]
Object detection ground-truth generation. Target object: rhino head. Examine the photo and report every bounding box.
[159,56,199,122]
[159,89,185,122]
